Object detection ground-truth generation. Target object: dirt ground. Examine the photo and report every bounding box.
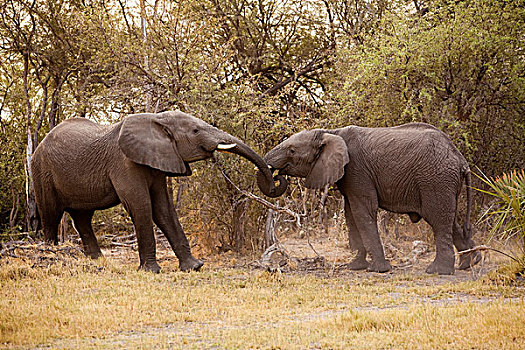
[0,219,510,283]
[102,225,506,285]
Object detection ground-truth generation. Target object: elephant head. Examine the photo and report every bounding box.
[117,110,287,197]
[259,130,349,190]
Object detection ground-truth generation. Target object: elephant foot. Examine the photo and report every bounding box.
[83,249,103,259]
[425,260,454,275]
[139,261,161,274]
[457,250,482,270]
[345,256,369,271]
[367,260,391,273]
[179,256,204,272]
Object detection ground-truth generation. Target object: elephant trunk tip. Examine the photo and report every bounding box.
[257,170,288,198]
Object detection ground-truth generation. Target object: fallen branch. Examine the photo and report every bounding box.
[457,245,521,263]
[111,233,136,242]
[110,241,137,248]
[0,241,84,260]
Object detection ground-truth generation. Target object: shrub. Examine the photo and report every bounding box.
[476,169,525,251]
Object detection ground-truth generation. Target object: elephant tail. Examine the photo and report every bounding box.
[462,167,472,240]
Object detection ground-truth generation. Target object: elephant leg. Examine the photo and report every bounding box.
[37,191,62,245]
[425,216,455,275]
[68,210,102,259]
[343,198,368,270]
[116,184,161,273]
[453,219,481,270]
[422,192,457,275]
[349,196,391,273]
[150,177,203,272]
[41,212,62,245]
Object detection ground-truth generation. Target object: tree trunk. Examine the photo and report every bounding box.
[140,0,152,112]
[264,208,279,248]
[59,214,69,243]
[48,79,61,129]
[23,54,39,234]
[175,178,186,210]
[9,186,19,229]
[232,198,248,250]
[318,184,330,235]
[25,133,39,233]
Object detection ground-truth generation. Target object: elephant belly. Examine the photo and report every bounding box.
[65,191,120,211]
[55,177,120,211]
[379,201,420,216]
[377,186,421,216]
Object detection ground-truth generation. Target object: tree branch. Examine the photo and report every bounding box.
[213,159,303,226]
[457,245,520,263]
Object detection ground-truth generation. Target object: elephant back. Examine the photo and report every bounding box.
[32,118,119,184]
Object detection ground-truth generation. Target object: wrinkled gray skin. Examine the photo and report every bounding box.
[32,110,287,273]
[260,123,481,275]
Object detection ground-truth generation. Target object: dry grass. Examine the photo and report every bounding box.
[1,240,524,349]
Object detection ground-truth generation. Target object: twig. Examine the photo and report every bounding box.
[111,233,136,242]
[305,231,320,258]
[3,240,29,247]
[457,245,521,263]
[111,241,137,248]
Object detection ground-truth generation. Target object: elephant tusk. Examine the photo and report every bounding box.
[216,143,237,151]
[254,165,273,171]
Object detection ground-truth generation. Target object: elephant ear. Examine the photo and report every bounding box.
[118,114,188,174]
[305,133,349,189]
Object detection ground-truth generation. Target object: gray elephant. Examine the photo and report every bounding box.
[259,122,481,275]
[32,110,287,272]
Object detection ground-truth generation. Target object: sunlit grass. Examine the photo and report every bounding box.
[1,254,524,349]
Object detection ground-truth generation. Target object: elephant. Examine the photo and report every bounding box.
[259,122,481,275]
[32,110,287,272]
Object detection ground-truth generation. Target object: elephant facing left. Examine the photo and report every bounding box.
[32,110,287,272]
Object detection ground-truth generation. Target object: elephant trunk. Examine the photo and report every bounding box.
[256,170,287,198]
[217,133,288,197]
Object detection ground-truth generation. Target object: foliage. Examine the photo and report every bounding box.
[328,0,525,172]
[476,169,525,251]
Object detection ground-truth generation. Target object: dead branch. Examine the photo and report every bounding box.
[214,161,304,226]
[457,245,521,263]
[110,241,137,248]
[112,233,136,242]
[0,241,84,261]
[305,231,321,258]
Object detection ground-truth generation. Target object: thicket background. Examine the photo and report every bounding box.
[1,0,524,254]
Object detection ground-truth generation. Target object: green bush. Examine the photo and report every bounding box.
[476,169,525,251]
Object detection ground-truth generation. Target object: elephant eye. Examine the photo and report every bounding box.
[162,126,173,139]
[289,148,295,155]
[193,129,199,134]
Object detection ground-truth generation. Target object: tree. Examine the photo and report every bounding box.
[329,0,525,173]
[0,0,122,232]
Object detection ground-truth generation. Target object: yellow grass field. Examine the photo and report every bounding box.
[1,237,524,349]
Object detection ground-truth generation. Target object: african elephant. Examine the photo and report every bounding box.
[259,122,481,275]
[32,110,287,272]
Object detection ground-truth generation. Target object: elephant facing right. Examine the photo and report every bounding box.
[259,122,482,275]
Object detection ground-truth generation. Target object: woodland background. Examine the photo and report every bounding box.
[0,0,524,254]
